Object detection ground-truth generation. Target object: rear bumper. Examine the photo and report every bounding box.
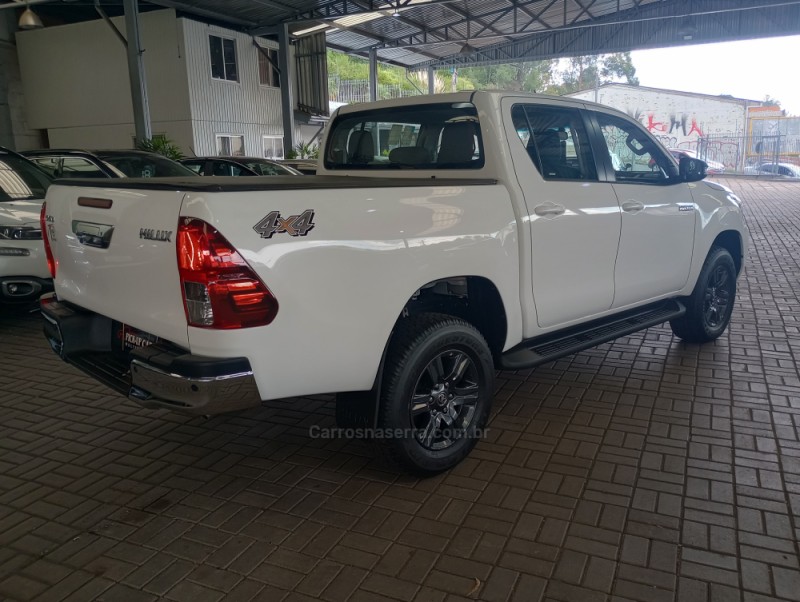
[40,294,262,414]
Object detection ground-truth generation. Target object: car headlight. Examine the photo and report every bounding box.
[0,226,42,240]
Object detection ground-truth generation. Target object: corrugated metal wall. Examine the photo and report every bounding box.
[181,18,285,157]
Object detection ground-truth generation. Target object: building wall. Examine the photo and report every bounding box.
[181,18,286,157]
[0,11,44,150]
[568,85,752,147]
[15,9,194,150]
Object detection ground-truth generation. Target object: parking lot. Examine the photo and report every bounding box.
[1,177,799,602]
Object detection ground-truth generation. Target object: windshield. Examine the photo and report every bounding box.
[324,102,484,170]
[0,154,52,202]
[98,153,197,178]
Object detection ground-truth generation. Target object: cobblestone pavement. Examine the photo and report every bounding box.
[1,178,799,602]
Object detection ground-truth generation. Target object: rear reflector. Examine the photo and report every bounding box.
[40,202,56,278]
[177,218,278,329]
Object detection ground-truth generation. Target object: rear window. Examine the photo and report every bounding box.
[0,155,52,201]
[98,154,197,178]
[324,102,484,170]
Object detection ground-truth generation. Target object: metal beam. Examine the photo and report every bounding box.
[368,47,377,101]
[427,66,434,94]
[278,23,295,154]
[411,0,800,69]
[123,0,152,145]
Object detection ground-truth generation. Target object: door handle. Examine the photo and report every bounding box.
[621,200,644,214]
[534,203,566,217]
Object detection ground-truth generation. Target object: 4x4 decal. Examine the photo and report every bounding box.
[253,209,315,239]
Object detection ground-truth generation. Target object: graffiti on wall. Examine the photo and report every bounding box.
[627,108,705,140]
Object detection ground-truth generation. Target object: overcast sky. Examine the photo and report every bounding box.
[630,35,800,115]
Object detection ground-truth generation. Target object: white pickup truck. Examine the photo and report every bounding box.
[40,91,747,474]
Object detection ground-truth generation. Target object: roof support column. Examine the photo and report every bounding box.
[278,24,295,155]
[427,66,435,95]
[369,48,378,102]
[123,0,152,145]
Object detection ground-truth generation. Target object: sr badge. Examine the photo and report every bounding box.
[254,210,315,239]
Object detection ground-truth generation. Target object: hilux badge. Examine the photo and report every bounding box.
[139,228,173,242]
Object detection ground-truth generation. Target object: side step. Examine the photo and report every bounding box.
[500,299,685,370]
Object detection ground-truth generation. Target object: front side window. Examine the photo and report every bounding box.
[258,48,280,87]
[325,102,484,170]
[217,135,245,157]
[97,154,196,178]
[263,136,284,160]
[594,112,677,184]
[511,104,596,181]
[212,161,249,176]
[209,35,238,82]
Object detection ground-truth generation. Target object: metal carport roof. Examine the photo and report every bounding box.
[140,0,800,68]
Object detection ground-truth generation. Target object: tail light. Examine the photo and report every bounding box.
[40,202,56,278]
[177,218,278,329]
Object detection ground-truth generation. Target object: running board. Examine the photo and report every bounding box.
[500,300,685,370]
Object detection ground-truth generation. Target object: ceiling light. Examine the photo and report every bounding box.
[18,6,43,30]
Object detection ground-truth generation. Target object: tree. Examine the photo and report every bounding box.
[549,52,639,95]
[763,94,782,107]
[459,61,553,92]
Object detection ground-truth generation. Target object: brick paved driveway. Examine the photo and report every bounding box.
[1,178,799,602]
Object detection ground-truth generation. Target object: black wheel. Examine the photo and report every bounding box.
[670,246,737,343]
[378,313,495,476]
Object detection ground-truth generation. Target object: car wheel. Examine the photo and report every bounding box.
[377,313,495,476]
[670,246,737,343]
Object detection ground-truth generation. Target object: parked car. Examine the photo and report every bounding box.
[668,148,725,174]
[0,147,53,304]
[180,156,302,177]
[23,149,198,178]
[744,161,800,178]
[277,159,317,175]
[40,91,747,474]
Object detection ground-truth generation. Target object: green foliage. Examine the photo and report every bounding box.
[286,141,320,160]
[326,49,638,99]
[136,136,184,161]
[763,94,782,108]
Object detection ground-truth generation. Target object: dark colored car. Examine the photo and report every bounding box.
[180,156,303,177]
[277,159,317,175]
[22,149,198,179]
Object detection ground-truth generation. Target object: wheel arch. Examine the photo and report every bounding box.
[398,275,509,363]
[712,230,744,274]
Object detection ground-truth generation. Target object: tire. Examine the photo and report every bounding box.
[377,313,495,476]
[670,246,737,343]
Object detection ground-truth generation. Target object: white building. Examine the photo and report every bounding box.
[14,9,323,157]
[568,83,765,148]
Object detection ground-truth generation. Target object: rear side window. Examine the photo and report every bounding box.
[324,102,484,170]
[511,104,597,181]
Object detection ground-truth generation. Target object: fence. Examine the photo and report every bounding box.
[676,134,800,175]
[328,77,423,105]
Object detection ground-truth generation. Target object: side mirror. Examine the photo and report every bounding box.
[679,156,707,182]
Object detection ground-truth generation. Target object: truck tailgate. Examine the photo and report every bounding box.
[45,183,189,349]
